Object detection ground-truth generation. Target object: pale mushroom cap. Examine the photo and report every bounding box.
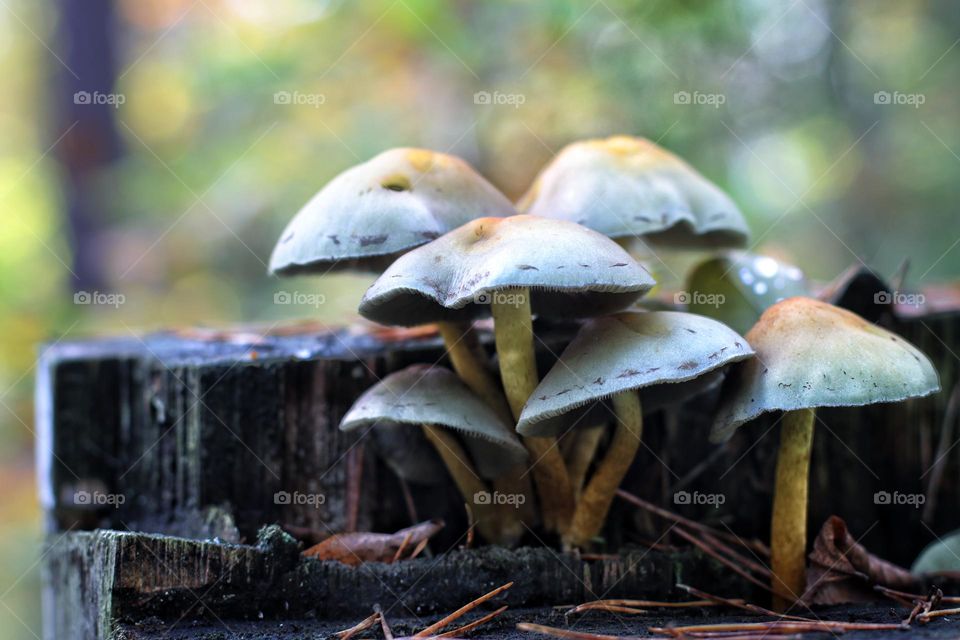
[710,297,941,443]
[517,311,755,436]
[518,136,749,249]
[269,148,516,275]
[339,364,527,478]
[359,215,656,327]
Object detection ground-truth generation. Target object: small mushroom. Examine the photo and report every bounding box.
[518,135,749,249]
[269,147,515,275]
[341,364,527,545]
[517,311,754,548]
[360,215,656,532]
[710,297,940,609]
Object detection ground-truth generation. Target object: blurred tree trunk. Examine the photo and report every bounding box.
[53,0,122,292]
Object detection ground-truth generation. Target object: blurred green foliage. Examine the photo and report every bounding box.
[1,0,959,636]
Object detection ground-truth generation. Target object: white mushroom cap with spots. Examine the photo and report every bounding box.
[516,311,754,437]
[339,364,527,479]
[710,297,941,443]
[269,148,516,275]
[518,136,749,249]
[358,215,656,327]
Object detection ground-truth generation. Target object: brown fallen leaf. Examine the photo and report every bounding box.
[302,519,444,566]
[803,515,920,605]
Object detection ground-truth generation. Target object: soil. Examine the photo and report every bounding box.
[118,603,959,639]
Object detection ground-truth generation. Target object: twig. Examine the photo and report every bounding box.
[464,503,476,549]
[517,622,637,639]
[414,582,514,637]
[436,605,508,637]
[648,620,905,635]
[875,584,960,605]
[676,584,812,622]
[616,489,769,557]
[672,527,771,593]
[567,598,733,616]
[700,531,772,579]
[375,605,395,640]
[392,531,414,564]
[335,612,379,640]
[649,620,905,635]
[917,606,960,622]
[409,537,430,560]
[566,603,648,615]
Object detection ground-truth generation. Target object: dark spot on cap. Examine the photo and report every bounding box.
[593,377,604,385]
[708,212,726,221]
[328,234,340,245]
[778,383,792,388]
[634,215,652,223]
[617,368,642,378]
[281,232,295,244]
[420,231,440,240]
[359,234,388,247]
[518,264,539,271]
[610,262,628,267]
[678,360,698,370]
[685,328,696,334]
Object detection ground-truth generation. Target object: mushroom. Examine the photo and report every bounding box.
[518,136,749,250]
[359,215,656,531]
[683,252,809,334]
[710,297,940,609]
[517,311,754,548]
[340,364,528,545]
[270,147,515,275]
[268,147,518,471]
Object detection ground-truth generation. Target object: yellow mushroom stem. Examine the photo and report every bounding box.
[564,392,642,548]
[435,321,537,533]
[770,408,815,611]
[491,287,575,534]
[421,424,503,544]
[566,426,605,500]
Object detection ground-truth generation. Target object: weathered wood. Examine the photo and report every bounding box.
[37,309,960,567]
[41,525,750,639]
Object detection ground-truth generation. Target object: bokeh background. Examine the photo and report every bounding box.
[2,0,959,636]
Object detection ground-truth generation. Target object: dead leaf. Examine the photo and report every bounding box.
[804,515,920,604]
[302,519,443,566]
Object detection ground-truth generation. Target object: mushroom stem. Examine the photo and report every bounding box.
[436,322,514,425]
[563,391,642,548]
[770,408,815,611]
[491,287,575,533]
[435,321,536,534]
[566,426,605,500]
[420,424,503,544]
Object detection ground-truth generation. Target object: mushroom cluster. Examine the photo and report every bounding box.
[269,137,939,609]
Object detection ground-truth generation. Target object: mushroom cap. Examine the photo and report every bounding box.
[359,214,656,327]
[518,136,749,249]
[517,311,755,436]
[710,297,941,443]
[339,364,527,478]
[269,148,516,275]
